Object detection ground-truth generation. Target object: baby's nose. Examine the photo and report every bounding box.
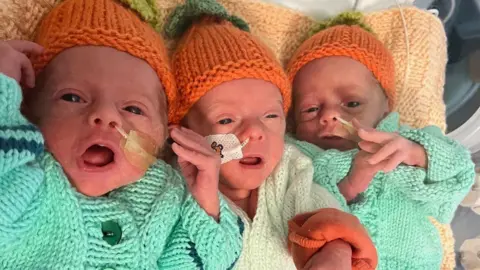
[320,110,339,126]
[88,105,121,130]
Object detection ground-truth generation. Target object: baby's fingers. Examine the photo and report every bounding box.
[19,54,35,88]
[367,140,400,165]
[358,141,381,154]
[351,118,366,131]
[381,152,404,173]
[170,128,213,157]
[172,143,206,168]
[357,128,396,145]
[7,40,44,55]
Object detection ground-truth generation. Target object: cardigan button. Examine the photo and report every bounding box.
[101,221,122,246]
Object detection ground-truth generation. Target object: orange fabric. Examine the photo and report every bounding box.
[288,208,378,270]
[170,17,291,124]
[287,25,396,109]
[32,0,176,122]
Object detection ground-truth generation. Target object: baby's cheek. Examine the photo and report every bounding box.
[296,122,317,141]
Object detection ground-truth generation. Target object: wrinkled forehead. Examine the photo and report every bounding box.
[196,78,283,110]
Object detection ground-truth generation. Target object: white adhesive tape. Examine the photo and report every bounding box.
[205,134,249,164]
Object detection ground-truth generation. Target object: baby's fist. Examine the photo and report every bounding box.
[0,40,43,88]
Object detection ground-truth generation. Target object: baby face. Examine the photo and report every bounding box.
[26,46,167,196]
[184,79,286,198]
[293,56,389,151]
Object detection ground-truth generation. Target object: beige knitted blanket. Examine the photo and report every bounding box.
[0,0,453,268]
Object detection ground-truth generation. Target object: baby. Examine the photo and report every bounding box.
[287,13,476,269]
[162,1,378,269]
[0,0,242,268]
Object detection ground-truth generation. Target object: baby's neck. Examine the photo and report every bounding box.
[219,184,258,219]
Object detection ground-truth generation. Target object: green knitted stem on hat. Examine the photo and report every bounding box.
[308,11,374,38]
[165,0,250,39]
[119,0,160,31]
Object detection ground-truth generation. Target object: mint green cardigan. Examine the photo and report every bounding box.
[291,113,475,270]
[0,73,242,270]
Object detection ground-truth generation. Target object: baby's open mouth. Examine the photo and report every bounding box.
[81,144,115,167]
[322,135,344,140]
[240,157,262,166]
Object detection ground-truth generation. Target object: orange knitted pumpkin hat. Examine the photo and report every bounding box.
[165,0,291,124]
[287,12,396,109]
[32,0,176,121]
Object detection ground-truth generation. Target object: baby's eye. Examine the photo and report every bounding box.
[61,93,83,103]
[218,118,233,125]
[303,107,319,113]
[266,114,279,119]
[124,106,143,115]
[344,101,361,108]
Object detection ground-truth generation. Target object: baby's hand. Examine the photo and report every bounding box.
[303,240,352,270]
[339,150,384,201]
[0,40,43,88]
[354,119,428,172]
[170,127,221,220]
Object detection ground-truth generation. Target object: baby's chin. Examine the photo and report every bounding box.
[219,163,273,192]
[315,138,358,151]
[219,174,266,191]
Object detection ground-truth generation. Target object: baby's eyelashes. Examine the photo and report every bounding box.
[342,101,361,108]
[61,93,83,103]
[302,106,319,113]
[124,105,143,115]
[218,118,233,125]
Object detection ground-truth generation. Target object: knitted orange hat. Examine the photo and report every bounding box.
[32,0,176,121]
[287,12,396,109]
[165,0,291,124]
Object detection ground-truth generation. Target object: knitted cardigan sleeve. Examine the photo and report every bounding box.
[0,73,45,228]
[158,194,243,269]
[387,125,476,223]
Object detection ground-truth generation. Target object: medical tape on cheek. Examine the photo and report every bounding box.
[205,134,249,164]
[114,125,158,171]
[333,117,361,143]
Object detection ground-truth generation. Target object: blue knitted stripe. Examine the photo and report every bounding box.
[187,241,204,270]
[225,217,245,270]
[237,216,244,236]
[0,125,39,132]
[0,125,42,143]
[0,137,44,156]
